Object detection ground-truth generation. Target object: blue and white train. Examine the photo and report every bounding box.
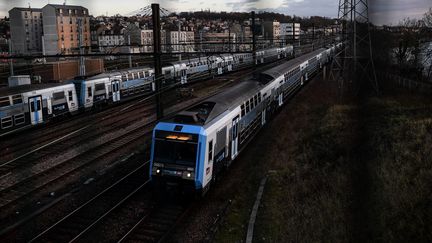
[149,44,340,195]
[0,46,293,135]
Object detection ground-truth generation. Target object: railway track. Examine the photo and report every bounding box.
[0,101,155,178]
[0,56,296,241]
[0,97,156,164]
[118,202,192,243]
[28,163,152,243]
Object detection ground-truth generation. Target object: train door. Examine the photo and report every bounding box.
[111,80,120,102]
[28,96,43,125]
[227,60,232,72]
[231,116,240,159]
[217,62,222,75]
[180,69,187,84]
[278,92,283,106]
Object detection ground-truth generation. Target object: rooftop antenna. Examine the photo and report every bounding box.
[63,0,66,5]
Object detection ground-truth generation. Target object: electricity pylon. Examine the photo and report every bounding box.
[330,0,379,94]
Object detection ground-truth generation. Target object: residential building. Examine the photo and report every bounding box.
[98,32,125,53]
[280,23,301,40]
[9,7,43,54]
[263,21,281,43]
[167,31,194,52]
[140,29,167,52]
[201,32,236,52]
[42,4,91,55]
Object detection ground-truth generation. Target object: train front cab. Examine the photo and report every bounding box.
[150,122,207,195]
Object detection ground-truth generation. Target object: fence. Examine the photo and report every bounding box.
[378,72,432,94]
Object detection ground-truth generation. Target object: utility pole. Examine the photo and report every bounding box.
[78,18,85,76]
[128,34,132,68]
[42,36,46,64]
[251,11,256,65]
[178,21,181,61]
[312,24,315,51]
[292,22,296,57]
[152,3,163,119]
[8,39,14,76]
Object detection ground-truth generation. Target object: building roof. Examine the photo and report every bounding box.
[45,4,88,10]
[43,4,89,16]
[9,7,42,13]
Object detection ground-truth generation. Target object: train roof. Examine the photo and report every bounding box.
[84,67,153,80]
[0,83,72,97]
[168,80,261,126]
[261,48,326,80]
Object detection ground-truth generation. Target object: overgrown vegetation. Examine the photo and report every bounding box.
[365,97,432,241]
[251,94,432,242]
[214,81,432,242]
[255,105,357,242]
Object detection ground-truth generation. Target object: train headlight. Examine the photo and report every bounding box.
[156,169,161,174]
[182,171,194,180]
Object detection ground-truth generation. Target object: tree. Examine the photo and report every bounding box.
[423,8,432,28]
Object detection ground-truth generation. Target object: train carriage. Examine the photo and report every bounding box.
[150,47,334,195]
[0,83,78,134]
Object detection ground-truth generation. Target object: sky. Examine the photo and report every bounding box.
[1,0,431,26]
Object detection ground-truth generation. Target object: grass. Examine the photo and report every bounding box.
[365,96,432,242]
[215,90,432,242]
[254,104,357,242]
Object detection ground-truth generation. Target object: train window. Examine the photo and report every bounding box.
[208,140,213,162]
[145,71,149,77]
[95,83,105,91]
[1,116,13,129]
[250,98,254,109]
[0,96,10,107]
[12,95,23,105]
[127,73,133,80]
[122,74,127,81]
[53,91,65,100]
[241,104,245,117]
[14,114,25,125]
[245,101,250,113]
[258,92,262,103]
[87,87,92,97]
[30,101,35,112]
[37,100,41,111]
[68,91,73,101]
[254,95,258,106]
[136,72,141,79]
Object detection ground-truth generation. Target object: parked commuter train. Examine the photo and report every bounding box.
[149,43,341,195]
[0,46,293,135]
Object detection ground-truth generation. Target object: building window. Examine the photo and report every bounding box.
[71,34,73,41]
[69,9,72,14]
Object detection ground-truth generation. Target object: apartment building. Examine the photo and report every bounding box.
[9,7,43,54]
[42,4,91,55]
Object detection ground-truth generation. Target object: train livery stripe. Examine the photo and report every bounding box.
[34,99,39,124]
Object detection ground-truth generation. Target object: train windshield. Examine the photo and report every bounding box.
[153,131,199,166]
